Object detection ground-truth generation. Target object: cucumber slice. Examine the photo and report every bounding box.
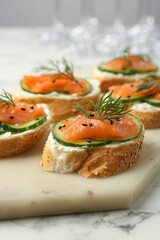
[21,80,52,95]
[52,114,143,147]
[0,126,6,135]
[20,78,92,96]
[111,95,147,104]
[98,63,158,76]
[0,114,47,133]
[144,97,160,107]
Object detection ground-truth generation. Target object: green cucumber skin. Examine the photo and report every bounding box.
[52,114,143,148]
[98,64,158,76]
[111,95,150,104]
[21,80,52,95]
[52,133,112,147]
[20,78,92,96]
[0,115,47,134]
[0,128,6,135]
[144,98,160,107]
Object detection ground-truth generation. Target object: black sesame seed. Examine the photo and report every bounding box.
[58,126,63,129]
[62,125,66,128]
[88,123,93,127]
[9,116,14,119]
[90,113,94,117]
[127,95,131,98]
[82,123,88,126]
[86,140,92,143]
[110,120,113,125]
[30,106,34,109]
[21,108,26,111]
[36,118,39,121]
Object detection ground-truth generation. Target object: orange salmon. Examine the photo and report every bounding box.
[105,55,157,72]
[0,101,45,125]
[22,74,89,95]
[60,115,139,142]
[109,81,157,98]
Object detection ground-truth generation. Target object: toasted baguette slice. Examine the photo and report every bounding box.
[14,79,100,122]
[93,68,147,92]
[40,130,144,178]
[93,68,135,92]
[131,103,160,129]
[93,54,157,92]
[0,105,51,158]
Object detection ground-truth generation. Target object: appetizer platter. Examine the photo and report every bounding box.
[0,57,160,220]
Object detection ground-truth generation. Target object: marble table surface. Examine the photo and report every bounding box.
[0,27,160,240]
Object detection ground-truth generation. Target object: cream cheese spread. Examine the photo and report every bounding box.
[93,68,153,80]
[48,133,87,173]
[131,103,160,112]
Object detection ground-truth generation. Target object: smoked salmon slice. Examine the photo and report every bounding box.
[104,55,157,73]
[109,81,158,99]
[0,101,45,125]
[104,58,130,72]
[21,73,90,95]
[60,115,139,142]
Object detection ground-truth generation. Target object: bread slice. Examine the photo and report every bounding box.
[40,130,144,178]
[131,103,160,129]
[0,105,51,158]
[14,79,100,122]
[93,68,148,92]
[0,124,48,158]
[40,136,88,173]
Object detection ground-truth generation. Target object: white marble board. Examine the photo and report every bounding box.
[0,129,160,220]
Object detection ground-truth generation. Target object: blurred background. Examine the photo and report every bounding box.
[0,0,160,27]
[1,0,160,86]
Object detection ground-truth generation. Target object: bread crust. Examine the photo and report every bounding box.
[40,139,88,173]
[93,75,135,92]
[41,132,144,178]
[78,134,144,177]
[0,121,50,158]
[131,109,160,129]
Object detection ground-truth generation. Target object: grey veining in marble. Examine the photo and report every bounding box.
[0,175,160,240]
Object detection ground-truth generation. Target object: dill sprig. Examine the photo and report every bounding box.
[121,48,151,61]
[96,93,130,121]
[34,58,75,81]
[143,74,160,81]
[76,92,130,123]
[137,54,151,62]
[123,47,130,55]
[0,89,15,109]
[135,80,155,92]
